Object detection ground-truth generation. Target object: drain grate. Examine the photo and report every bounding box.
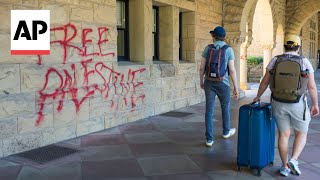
[12,145,79,164]
[159,111,194,118]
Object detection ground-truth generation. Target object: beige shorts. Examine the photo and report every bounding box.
[272,97,311,133]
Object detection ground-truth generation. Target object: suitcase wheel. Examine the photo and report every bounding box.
[257,169,262,176]
[237,166,241,172]
[269,162,274,166]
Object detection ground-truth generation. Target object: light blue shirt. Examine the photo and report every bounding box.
[202,41,235,86]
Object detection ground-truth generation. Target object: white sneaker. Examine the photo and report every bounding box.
[205,140,214,147]
[288,159,301,175]
[222,128,236,139]
[280,167,291,177]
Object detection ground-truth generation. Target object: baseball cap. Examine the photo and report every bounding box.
[284,34,301,46]
[209,26,226,38]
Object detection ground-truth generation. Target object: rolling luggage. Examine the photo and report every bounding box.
[237,102,275,176]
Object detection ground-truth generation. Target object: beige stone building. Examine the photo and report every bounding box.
[0,0,319,157]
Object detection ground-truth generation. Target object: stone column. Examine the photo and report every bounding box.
[225,36,246,89]
[159,6,180,63]
[225,35,246,98]
[262,43,274,75]
[239,37,252,90]
[129,0,153,63]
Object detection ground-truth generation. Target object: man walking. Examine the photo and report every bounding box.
[199,26,239,147]
[253,34,319,176]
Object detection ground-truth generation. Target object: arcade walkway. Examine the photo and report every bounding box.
[1,71,320,180]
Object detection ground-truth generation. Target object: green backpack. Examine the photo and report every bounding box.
[269,54,309,103]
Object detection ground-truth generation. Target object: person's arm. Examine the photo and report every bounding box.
[307,73,319,117]
[200,57,206,89]
[253,70,271,102]
[228,60,239,99]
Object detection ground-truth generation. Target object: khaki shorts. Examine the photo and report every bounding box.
[272,97,311,133]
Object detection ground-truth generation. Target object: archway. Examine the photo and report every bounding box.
[247,0,274,73]
[286,0,320,35]
[238,0,274,89]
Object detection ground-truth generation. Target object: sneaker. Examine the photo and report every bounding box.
[288,159,301,175]
[280,167,291,177]
[222,128,236,139]
[205,140,214,147]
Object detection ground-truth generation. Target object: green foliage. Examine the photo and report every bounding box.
[247,56,263,65]
[247,56,263,82]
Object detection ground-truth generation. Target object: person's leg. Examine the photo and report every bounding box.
[287,98,311,175]
[215,82,231,135]
[291,130,307,160]
[278,129,291,168]
[287,129,307,175]
[204,81,217,142]
[272,100,292,176]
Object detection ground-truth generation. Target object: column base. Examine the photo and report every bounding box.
[238,90,245,98]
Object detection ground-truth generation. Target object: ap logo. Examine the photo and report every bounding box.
[11,10,50,55]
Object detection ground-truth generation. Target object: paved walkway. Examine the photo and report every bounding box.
[1,71,320,180]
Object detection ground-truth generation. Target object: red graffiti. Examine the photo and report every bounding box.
[36,60,146,126]
[240,55,247,61]
[35,23,146,126]
[37,23,115,65]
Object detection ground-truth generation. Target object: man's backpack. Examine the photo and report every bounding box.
[205,44,229,81]
[269,54,309,103]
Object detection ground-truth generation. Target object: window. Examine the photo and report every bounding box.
[178,11,195,62]
[153,6,159,60]
[117,0,129,61]
[179,12,182,60]
[310,32,316,58]
[309,20,317,59]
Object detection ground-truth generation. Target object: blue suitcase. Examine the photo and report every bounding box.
[237,102,275,176]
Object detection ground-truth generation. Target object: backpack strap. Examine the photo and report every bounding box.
[276,54,303,60]
[220,45,230,50]
[303,94,307,120]
[208,44,216,49]
[206,44,215,78]
[212,44,228,78]
[275,54,304,70]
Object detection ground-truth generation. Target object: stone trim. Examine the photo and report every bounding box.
[226,36,246,46]
[261,42,275,50]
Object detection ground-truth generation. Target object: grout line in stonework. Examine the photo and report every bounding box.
[18,63,26,135]
[18,63,22,95]
[52,101,55,128]
[0,134,3,157]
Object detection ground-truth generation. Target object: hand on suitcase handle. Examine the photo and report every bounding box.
[250,101,260,106]
[253,96,261,103]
